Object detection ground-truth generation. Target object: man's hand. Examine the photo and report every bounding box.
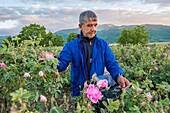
[117,75,130,89]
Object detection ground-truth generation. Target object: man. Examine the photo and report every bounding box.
[57,10,130,97]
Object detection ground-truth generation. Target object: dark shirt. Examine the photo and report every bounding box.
[81,33,95,80]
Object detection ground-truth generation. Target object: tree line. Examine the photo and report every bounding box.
[2,23,151,47]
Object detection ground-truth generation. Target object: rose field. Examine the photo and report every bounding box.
[0,41,170,113]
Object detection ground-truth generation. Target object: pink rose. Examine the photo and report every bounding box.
[39,52,54,60]
[85,84,103,103]
[138,88,143,93]
[39,71,44,77]
[40,95,47,102]
[154,67,158,71]
[88,103,91,109]
[147,47,150,51]
[97,79,108,88]
[0,62,6,68]
[139,77,143,81]
[10,107,15,111]
[45,52,54,59]
[147,92,153,100]
[141,101,146,106]
[24,73,30,77]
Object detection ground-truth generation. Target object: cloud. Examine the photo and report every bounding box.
[0,7,24,21]
[142,0,170,4]
[0,6,82,35]
[22,0,71,4]
[0,0,170,36]
[95,8,170,25]
[48,6,58,11]
[0,20,19,29]
[0,21,22,36]
[31,4,41,9]
[82,0,114,2]
[0,15,11,20]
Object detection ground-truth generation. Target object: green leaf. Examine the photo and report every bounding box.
[35,92,39,102]
[168,85,170,92]
[81,106,87,110]
[53,58,58,65]
[129,107,137,111]
[110,100,120,110]
[50,106,64,113]
[107,106,115,111]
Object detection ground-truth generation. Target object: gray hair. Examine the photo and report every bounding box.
[79,10,97,25]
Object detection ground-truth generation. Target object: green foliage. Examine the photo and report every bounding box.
[67,32,77,42]
[18,23,46,40]
[112,44,170,83]
[0,39,169,112]
[117,25,152,45]
[50,106,64,113]
[103,99,120,111]
[0,41,64,112]
[118,80,170,113]
[1,36,12,47]
[39,32,65,47]
[111,44,170,113]
[2,36,16,48]
[2,23,65,47]
[10,88,32,112]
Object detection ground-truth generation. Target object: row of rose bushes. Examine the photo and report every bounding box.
[76,44,170,113]
[0,43,66,112]
[0,42,170,112]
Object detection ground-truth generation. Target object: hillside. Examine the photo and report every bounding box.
[1,24,170,46]
[54,24,170,43]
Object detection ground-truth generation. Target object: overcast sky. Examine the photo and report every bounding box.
[0,0,170,36]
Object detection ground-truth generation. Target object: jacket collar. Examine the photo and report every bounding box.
[80,31,95,43]
[77,31,100,64]
[77,31,99,43]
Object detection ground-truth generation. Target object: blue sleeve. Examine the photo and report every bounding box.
[104,43,124,80]
[57,43,72,72]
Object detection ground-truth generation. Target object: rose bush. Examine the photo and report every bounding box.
[0,39,169,113]
[0,40,65,112]
[111,44,170,113]
[75,44,170,113]
[75,74,122,113]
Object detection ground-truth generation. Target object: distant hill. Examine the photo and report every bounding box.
[54,28,79,40]
[1,24,170,46]
[54,24,170,43]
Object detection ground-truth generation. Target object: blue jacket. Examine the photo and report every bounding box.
[57,34,124,97]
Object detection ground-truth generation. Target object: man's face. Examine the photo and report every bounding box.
[79,19,98,38]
